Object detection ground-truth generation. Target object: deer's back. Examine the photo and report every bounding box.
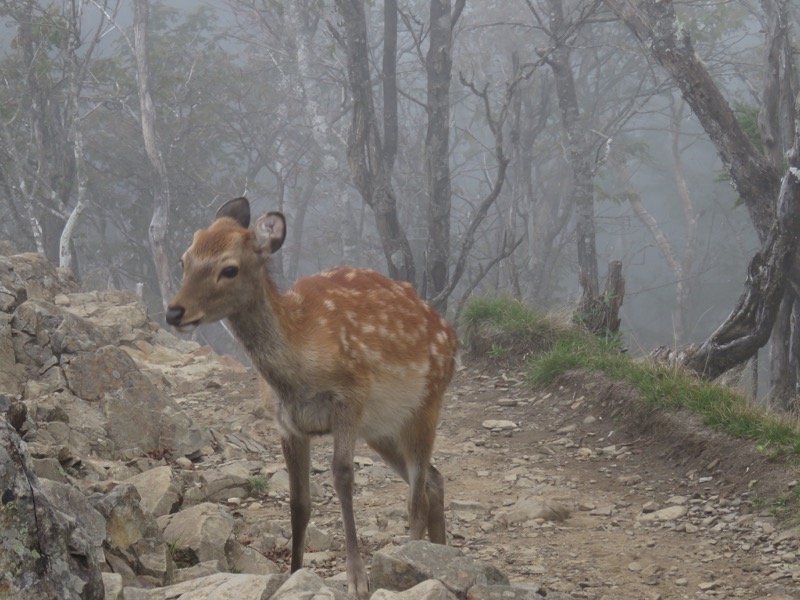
[277,267,457,438]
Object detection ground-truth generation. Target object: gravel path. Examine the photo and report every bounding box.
[175,362,800,600]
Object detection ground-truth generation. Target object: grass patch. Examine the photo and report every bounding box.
[249,476,269,493]
[464,295,800,460]
[461,296,578,361]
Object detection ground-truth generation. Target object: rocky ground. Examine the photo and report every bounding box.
[185,362,800,600]
[1,248,799,599]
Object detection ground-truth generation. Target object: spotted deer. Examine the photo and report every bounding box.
[165,197,457,599]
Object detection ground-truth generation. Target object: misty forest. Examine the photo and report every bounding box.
[2,0,800,411]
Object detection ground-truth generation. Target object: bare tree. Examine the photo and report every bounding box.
[332,0,416,283]
[60,1,115,272]
[543,0,600,302]
[424,0,466,311]
[605,0,800,389]
[0,0,116,271]
[620,97,699,345]
[133,0,174,307]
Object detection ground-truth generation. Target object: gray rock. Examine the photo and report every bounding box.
[158,502,235,568]
[62,345,208,459]
[371,541,509,596]
[466,583,546,600]
[38,478,106,567]
[448,500,489,514]
[637,505,688,522]
[93,483,174,585]
[0,252,77,305]
[122,572,286,600]
[0,313,24,396]
[270,568,350,600]
[225,539,280,575]
[498,496,570,524]
[198,461,252,502]
[481,420,517,430]
[373,579,459,600]
[268,468,292,494]
[0,420,103,599]
[125,466,182,517]
[172,560,225,584]
[13,300,110,368]
[102,572,124,600]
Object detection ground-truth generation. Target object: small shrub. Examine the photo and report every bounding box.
[249,477,269,493]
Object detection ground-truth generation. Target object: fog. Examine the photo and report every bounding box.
[1,0,797,404]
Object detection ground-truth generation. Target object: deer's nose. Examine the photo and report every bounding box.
[165,305,185,326]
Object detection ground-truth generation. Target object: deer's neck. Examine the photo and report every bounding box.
[227,277,304,399]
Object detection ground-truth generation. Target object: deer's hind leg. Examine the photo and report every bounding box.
[425,464,446,543]
[367,403,446,544]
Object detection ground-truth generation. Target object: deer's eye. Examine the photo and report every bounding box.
[178,258,185,270]
[220,265,239,279]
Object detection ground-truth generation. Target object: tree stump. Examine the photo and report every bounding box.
[576,260,625,337]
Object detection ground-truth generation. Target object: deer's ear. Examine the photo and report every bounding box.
[254,212,286,255]
[215,197,251,228]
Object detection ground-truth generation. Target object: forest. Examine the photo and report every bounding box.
[1,0,799,410]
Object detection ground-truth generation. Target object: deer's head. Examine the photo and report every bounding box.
[165,197,285,331]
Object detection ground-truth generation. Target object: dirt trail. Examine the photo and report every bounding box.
[181,361,800,600]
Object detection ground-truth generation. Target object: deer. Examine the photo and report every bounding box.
[165,197,457,599]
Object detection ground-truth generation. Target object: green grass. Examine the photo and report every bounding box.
[461,296,579,358]
[464,296,800,459]
[249,477,269,493]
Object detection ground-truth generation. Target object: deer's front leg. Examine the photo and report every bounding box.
[282,434,311,573]
[331,408,368,599]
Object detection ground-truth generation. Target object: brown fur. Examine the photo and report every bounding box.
[166,198,457,599]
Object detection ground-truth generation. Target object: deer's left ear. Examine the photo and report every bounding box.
[215,197,251,228]
[254,212,286,255]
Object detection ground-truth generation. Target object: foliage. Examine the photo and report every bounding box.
[732,102,763,154]
[249,477,269,493]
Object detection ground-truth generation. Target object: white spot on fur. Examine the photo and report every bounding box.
[324,299,336,311]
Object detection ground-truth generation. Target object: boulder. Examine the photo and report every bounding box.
[372,580,459,600]
[158,502,236,568]
[63,346,208,458]
[0,252,77,309]
[38,478,107,567]
[225,539,280,575]
[270,568,350,600]
[371,541,508,596]
[125,466,183,518]
[0,313,24,396]
[121,573,286,600]
[93,483,174,586]
[0,419,103,599]
[498,495,571,524]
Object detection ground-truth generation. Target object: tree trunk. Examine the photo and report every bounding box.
[757,0,798,405]
[770,290,795,407]
[133,0,174,308]
[546,0,599,299]
[60,3,88,273]
[333,0,415,283]
[683,131,800,378]
[577,260,625,336]
[424,0,456,311]
[606,0,800,381]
